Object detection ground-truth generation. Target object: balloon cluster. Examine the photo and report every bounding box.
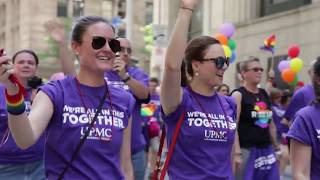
[215,23,236,63]
[278,44,304,86]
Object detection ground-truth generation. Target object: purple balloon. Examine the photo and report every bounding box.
[219,23,235,38]
[278,60,290,72]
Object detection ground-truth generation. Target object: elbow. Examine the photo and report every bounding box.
[16,141,32,150]
[164,62,181,72]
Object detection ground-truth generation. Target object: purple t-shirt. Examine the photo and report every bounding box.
[271,104,289,140]
[40,76,135,180]
[287,104,320,180]
[0,84,44,164]
[162,88,237,180]
[105,66,149,154]
[284,84,315,121]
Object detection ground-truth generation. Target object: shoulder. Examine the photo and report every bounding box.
[127,66,148,77]
[109,85,134,101]
[231,87,244,95]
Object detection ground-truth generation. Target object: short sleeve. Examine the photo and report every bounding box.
[287,111,312,146]
[284,90,305,120]
[126,94,136,121]
[39,81,63,112]
[161,89,188,125]
[129,67,149,87]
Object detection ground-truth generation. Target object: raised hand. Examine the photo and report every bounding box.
[112,57,127,79]
[44,19,66,44]
[0,54,16,90]
[181,0,199,9]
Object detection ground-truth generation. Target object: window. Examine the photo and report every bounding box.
[261,0,311,17]
[267,55,290,89]
[73,0,84,17]
[57,0,68,17]
[145,2,153,25]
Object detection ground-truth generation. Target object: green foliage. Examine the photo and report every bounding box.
[38,18,72,61]
[140,24,153,55]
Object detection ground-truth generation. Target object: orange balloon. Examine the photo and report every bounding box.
[215,33,228,45]
[281,69,296,83]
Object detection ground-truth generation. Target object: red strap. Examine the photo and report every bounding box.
[152,112,185,180]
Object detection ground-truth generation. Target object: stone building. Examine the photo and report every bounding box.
[152,0,320,89]
[0,0,153,78]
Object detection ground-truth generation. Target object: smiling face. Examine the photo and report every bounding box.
[72,21,116,73]
[13,52,37,79]
[242,60,263,85]
[117,38,132,65]
[193,44,228,87]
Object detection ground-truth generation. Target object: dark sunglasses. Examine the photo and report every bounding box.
[247,67,264,72]
[201,56,229,69]
[120,47,132,54]
[92,36,121,53]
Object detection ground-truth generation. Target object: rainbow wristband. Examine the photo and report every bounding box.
[5,88,26,115]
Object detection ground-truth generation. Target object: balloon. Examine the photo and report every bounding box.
[297,81,304,87]
[288,44,300,58]
[222,45,232,58]
[215,33,228,45]
[219,23,235,38]
[290,58,303,72]
[230,51,236,63]
[281,69,296,83]
[288,75,298,86]
[228,39,236,50]
[278,60,290,72]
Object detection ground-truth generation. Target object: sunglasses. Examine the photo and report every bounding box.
[247,67,264,72]
[120,47,132,54]
[201,56,230,69]
[91,36,121,53]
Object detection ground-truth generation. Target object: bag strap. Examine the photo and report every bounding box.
[57,86,108,180]
[152,112,185,180]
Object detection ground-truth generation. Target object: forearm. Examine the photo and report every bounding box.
[8,113,38,149]
[165,8,193,70]
[269,121,279,149]
[125,78,149,100]
[58,41,76,76]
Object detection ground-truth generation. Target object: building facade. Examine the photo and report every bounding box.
[0,0,152,78]
[153,0,320,89]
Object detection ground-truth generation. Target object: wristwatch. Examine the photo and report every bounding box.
[122,73,131,83]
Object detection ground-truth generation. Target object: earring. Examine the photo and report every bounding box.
[195,72,199,76]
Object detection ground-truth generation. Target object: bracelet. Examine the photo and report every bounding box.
[180,7,194,12]
[5,84,26,115]
[122,74,131,83]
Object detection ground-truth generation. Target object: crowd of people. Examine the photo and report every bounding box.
[0,0,319,179]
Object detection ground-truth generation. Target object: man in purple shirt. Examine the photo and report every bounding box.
[105,38,150,180]
[287,56,320,180]
[284,60,316,122]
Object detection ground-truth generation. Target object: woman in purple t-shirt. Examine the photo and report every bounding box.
[0,50,45,179]
[287,56,320,180]
[0,16,134,180]
[160,0,237,179]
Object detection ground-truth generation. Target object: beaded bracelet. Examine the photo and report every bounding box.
[5,81,26,115]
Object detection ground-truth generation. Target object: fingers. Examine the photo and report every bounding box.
[112,58,125,71]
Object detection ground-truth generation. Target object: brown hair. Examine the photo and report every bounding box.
[71,16,115,44]
[181,36,220,86]
[12,49,39,66]
[239,56,260,72]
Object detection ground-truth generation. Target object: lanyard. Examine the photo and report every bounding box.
[75,77,114,141]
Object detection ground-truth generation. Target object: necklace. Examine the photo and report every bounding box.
[188,87,230,131]
[75,77,114,141]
